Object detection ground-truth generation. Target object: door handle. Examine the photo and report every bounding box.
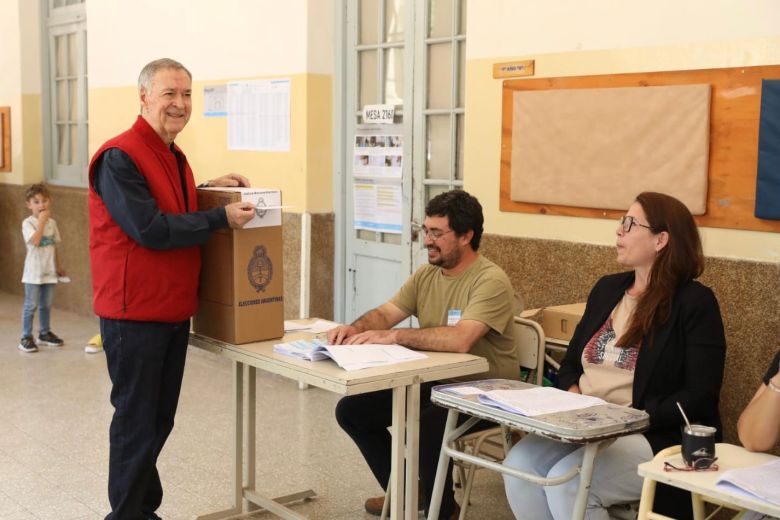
[411,220,422,241]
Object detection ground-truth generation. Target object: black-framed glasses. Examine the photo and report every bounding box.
[619,215,652,233]
[663,457,719,472]
[421,228,454,241]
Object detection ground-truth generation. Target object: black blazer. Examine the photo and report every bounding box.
[557,271,726,453]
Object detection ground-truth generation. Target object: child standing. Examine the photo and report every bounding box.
[19,183,66,353]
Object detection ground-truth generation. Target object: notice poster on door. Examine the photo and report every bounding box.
[353,180,403,234]
[353,124,403,179]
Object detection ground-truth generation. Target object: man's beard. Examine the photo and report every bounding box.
[427,246,461,270]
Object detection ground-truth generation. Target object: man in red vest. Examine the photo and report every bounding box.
[89,58,255,520]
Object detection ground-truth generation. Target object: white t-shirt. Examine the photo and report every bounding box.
[21,216,61,284]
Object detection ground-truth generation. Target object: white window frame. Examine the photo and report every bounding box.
[42,0,88,186]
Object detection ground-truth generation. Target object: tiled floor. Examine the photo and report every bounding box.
[0,291,515,520]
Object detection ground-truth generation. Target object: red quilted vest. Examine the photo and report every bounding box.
[88,116,200,322]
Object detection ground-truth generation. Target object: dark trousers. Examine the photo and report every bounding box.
[335,382,489,518]
[101,318,189,520]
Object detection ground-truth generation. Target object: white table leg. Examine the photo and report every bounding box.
[428,409,459,520]
[246,366,257,512]
[405,382,420,519]
[572,441,600,520]
[390,386,407,520]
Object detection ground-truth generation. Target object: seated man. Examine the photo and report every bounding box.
[328,189,519,519]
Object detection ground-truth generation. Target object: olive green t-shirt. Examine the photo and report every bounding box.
[390,255,518,381]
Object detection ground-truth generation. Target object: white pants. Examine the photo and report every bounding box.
[502,433,653,520]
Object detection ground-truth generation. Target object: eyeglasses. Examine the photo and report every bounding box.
[663,457,719,472]
[421,228,454,241]
[619,215,652,233]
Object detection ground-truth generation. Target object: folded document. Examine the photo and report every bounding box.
[716,459,780,507]
[478,386,607,416]
[273,339,427,371]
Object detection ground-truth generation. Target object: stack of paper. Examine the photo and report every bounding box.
[478,387,607,416]
[716,459,780,506]
[324,344,427,371]
[273,340,428,371]
[273,338,331,361]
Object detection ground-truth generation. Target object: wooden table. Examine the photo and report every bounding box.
[189,328,489,520]
[428,379,650,520]
[637,443,780,520]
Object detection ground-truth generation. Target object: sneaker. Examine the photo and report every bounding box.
[85,333,103,354]
[18,336,38,353]
[38,331,64,347]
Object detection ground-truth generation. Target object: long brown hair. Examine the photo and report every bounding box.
[618,192,704,347]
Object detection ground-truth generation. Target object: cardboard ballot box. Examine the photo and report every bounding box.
[193,187,284,344]
[541,302,586,342]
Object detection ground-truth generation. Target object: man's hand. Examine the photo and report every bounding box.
[341,329,397,345]
[327,324,360,345]
[209,173,250,187]
[225,202,255,228]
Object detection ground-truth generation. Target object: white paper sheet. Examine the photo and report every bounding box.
[273,339,427,371]
[283,319,341,333]
[716,459,780,507]
[353,180,402,234]
[478,387,606,416]
[228,79,290,151]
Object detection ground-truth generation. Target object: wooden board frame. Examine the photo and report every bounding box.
[0,107,10,172]
[500,65,780,232]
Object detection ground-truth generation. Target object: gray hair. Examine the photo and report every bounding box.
[137,58,192,92]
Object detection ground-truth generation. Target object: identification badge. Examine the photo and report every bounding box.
[447,309,462,326]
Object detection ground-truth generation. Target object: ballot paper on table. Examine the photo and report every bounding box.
[273,339,427,371]
[478,386,607,416]
[716,459,780,507]
[283,319,341,333]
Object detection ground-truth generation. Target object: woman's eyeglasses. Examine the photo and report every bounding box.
[663,457,719,472]
[619,216,652,233]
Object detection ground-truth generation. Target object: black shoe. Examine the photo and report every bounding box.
[18,336,38,353]
[38,331,64,346]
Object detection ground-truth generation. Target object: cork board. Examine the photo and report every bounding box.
[510,84,711,214]
[500,65,780,232]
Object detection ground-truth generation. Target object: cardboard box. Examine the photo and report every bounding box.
[541,302,586,342]
[193,188,284,344]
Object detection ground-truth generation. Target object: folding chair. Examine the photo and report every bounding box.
[452,317,546,519]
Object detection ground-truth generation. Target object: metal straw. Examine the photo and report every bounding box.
[676,401,693,432]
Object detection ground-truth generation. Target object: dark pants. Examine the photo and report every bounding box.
[335,382,489,518]
[101,318,189,520]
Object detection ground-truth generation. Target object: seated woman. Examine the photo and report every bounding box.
[737,350,780,452]
[503,192,726,520]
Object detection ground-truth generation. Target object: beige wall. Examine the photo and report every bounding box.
[0,0,43,185]
[86,0,334,213]
[0,0,335,321]
[465,1,780,262]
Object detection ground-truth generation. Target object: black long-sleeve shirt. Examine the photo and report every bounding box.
[92,147,227,250]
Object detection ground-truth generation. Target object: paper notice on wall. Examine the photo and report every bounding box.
[228,79,290,151]
[353,180,402,234]
[353,124,403,179]
[203,85,227,117]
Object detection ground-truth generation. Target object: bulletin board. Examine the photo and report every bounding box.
[499,65,780,233]
[0,107,10,172]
